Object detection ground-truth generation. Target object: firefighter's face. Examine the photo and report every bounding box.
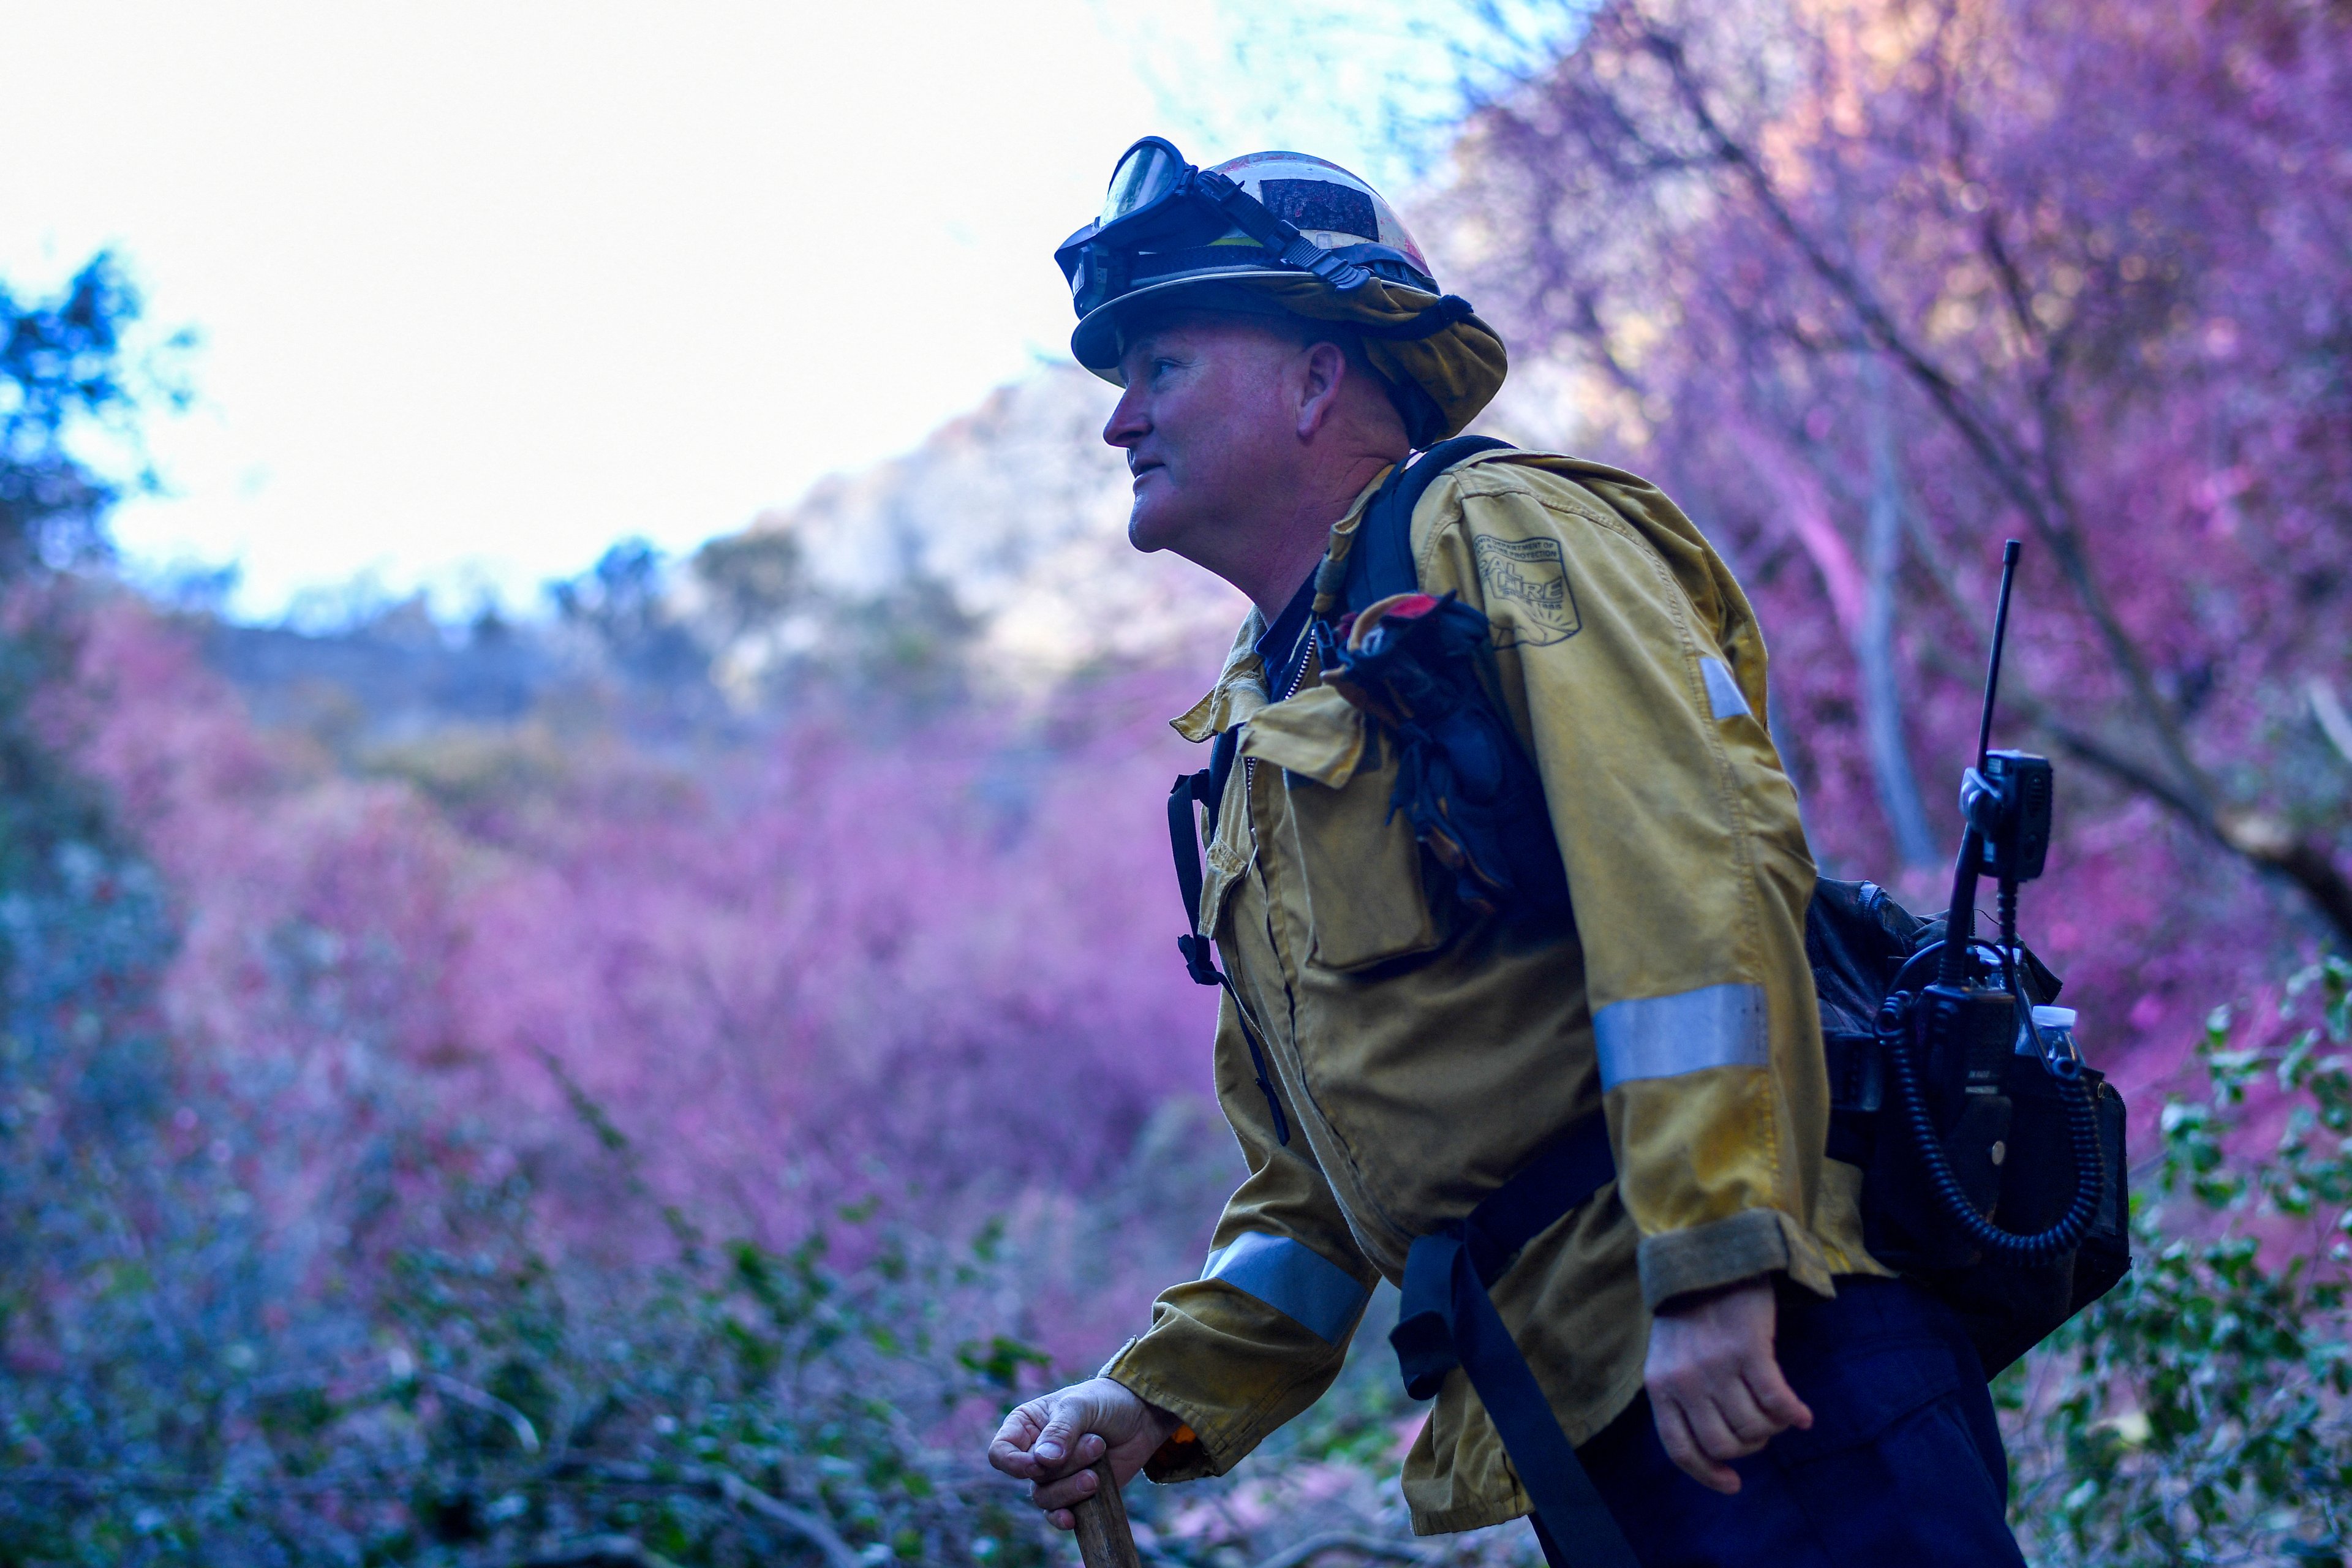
[1102,313,1315,560]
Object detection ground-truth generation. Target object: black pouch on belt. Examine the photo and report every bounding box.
[1806,878,2131,1374]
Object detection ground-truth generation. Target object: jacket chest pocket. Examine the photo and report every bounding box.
[1242,685,1443,973]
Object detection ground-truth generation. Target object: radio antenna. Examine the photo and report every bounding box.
[1940,539,2026,983]
[1976,540,2022,771]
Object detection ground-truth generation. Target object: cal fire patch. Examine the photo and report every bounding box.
[1472,534,1581,647]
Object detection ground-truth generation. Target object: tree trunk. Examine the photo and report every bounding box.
[1857,360,1941,871]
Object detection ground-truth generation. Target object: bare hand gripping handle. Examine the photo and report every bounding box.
[1071,1458,1143,1568]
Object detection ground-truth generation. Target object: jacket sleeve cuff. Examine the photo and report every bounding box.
[1142,1423,1209,1483]
[1100,1344,1232,1483]
[1636,1208,1837,1310]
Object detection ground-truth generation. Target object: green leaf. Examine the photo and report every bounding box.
[955,1335,1051,1392]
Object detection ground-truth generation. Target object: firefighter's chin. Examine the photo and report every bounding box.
[1125,462,1188,555]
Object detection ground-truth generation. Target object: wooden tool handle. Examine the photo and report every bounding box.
[1071,1456,1143,1568]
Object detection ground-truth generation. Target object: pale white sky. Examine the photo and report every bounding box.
[1,2,1501,620]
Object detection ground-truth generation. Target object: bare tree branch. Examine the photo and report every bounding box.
[559,1459,864,1568]
[426,1372,541,1453]
[1924,646,2352,940]
[1627,12,2217,813]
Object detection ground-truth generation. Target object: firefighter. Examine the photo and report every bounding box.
[987,141,2025,1567]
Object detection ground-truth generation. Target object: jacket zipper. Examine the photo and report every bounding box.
[1243,632,1317,796]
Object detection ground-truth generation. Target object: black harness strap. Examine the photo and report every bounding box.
[1341,435,1515,614]
[1346,439,1633,1565]
[1390,1115,1640,1568]
[1167,753,1289,1146]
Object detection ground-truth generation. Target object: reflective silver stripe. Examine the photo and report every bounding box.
[1702,656,1752,721]
[1595,982,1770,1088]
[1200,1232,1368,1344]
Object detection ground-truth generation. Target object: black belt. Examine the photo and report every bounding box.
[1390,1115,1640,1567]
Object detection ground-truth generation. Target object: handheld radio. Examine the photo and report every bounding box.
[1864,542,2112,1289]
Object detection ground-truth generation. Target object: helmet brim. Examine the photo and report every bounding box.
[1069,270,1314,377]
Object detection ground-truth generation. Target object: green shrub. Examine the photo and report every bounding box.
[1,1166,1077,1567]
[2005,958,2352,1566]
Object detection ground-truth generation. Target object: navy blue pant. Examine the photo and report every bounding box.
[1534,1276,2026,1568]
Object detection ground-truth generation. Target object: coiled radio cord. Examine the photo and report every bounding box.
[1877,940,2104,1267]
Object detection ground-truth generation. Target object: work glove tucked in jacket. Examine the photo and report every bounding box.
[1102,450,1885,1536]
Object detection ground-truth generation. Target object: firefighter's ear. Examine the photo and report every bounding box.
[1294,340,1350,440]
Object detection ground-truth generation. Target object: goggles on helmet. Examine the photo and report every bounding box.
[1055,136,1441,320]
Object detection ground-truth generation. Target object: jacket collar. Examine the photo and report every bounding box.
[1167,466,1396,744]
[1171,613,1269,742]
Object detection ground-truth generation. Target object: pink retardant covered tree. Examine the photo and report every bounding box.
[1449,0,2352,1101]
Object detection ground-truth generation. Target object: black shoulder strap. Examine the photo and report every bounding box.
[1166,756,1291,1146]
[1166,729,1240,952]
[1343,435,1515,613]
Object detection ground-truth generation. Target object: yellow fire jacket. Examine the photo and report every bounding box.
[1101,450,1888,1534]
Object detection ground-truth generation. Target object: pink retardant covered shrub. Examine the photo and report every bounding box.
[40,594,1227,1348]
